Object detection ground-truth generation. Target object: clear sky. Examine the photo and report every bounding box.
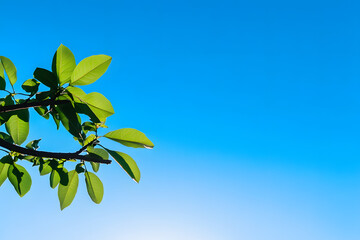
[0,0,359,239]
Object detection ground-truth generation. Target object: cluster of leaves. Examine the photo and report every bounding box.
[0,45,154,210]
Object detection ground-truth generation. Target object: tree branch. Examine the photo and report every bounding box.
[0,99,69,113]
[75,138,99,155]
[0,138,111,164]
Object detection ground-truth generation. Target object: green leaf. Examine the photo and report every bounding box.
[0,62,6,90]
[82,121,97,134]
[25,139,41,150]
[58,170,78,210]
[104,128,154,149]
[33,68,58,89]
[66,86,86,102]
[83,134,97,146]
[0,132,13,143]
[34,106,50,119]
[50,169,60,189]
[75,163,85,173]
[71,55,112,86]
[85,171,104,204]
[74,102,101,123]
[0,155,14,164]
[68,89,114,122]
[87,147,108,172]
[0,162,9,187]
[0,56,17,86]
[5,109,29,145]
[103,148,141,183]
[82,92,114,122]
[22,79,39,94]
[55,103,82,138]
[7,163,32,197]
[50,111,61,130]
[39,160,52,176]
[90,162,100,172]
[53,44,76,86]
[87,147,108,160]
[57,166,69,186]
[36,90,53,101]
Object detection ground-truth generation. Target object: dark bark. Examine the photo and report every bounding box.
[0,99,69,113]
[0,138,111,164]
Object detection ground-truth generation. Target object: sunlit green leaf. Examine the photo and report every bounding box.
[85,171,104,204]
[7,163,32,197]
[103,148,141,183]
[83,134,97,147]
[87,147,108,172]
[58,170,78,210]
[90,162,100,172]
[69,89,113,122]
[39,160,52,176]
[50,169,60,189]
[104,128,154,149]
[0,162,9,187]
[83,92,114,122]
[53,44,76,86]
[34,106,50,119]
[5,109,29,145]
[87,147,108,160]
[0,56,17,86]
[22,79,39,94]
[66,86,86,103]
[82,122,97,134]
[71,55,111,86]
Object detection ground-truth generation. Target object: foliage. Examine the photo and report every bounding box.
[0,44,154,210]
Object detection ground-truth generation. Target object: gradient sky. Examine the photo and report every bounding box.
[0,0,359,239]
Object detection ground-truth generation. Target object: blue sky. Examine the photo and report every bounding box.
[0,0,360,239]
